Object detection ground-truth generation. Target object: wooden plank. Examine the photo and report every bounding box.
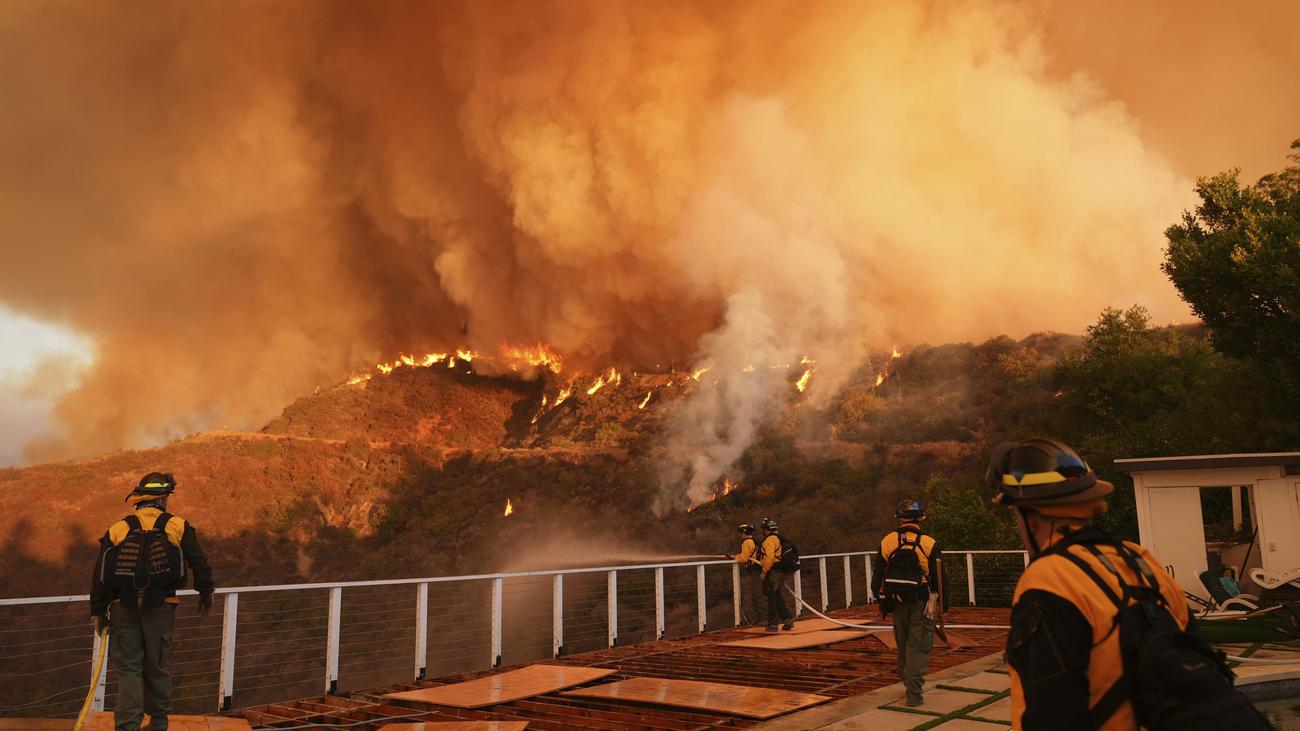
[737,618,856,634]
[721,629,870,650]
[560,677,832,720]
[379,717,530,723]
[383,664,616,708]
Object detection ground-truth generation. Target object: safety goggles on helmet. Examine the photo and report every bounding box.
[988,438,1109,506]
[126,472,176,502]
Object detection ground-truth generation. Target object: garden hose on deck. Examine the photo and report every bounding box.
[782,584,1010,630]
[74,625,109,731]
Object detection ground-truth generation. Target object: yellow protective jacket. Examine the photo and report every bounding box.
[1007,527,1192,731]
[758,534,782,574]
[871,523,943,603]
[90,506,214,615]
[733,536,759,569]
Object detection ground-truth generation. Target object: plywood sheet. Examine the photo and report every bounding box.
[561,677,832,720]
[867,629,972,650]
[379,717,527,723]
[383,664,616,708]
[723,629,870,650]
[738,618,859,634]
[0,716,253,731]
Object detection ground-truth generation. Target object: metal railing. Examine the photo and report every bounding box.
[0,549,1028,717]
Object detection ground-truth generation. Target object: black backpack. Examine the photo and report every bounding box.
[101,513,186,609]
[1057,541,1270,730]
[882,527,930,602]
[758,533,800,571]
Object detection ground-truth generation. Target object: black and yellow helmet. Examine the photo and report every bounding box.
[738,523,756,534]
[987,438,1112,510]
[127,472,176,502]
[895,499,925,520]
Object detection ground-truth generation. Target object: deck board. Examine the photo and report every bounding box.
[383,665,616,708]
[560,677,831,720]
[721,629,870,650]
[379,723,529,731]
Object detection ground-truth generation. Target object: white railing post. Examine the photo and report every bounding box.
[91,624,108,712]
[491,578,503,667]
[607,570,618,647]
[654,567,665,639]
[218,592,238,710]
[819,557,829,611]
[552,574,564,657]
[793,569,803,617]
[732,563,741,627]
[696,564,707,633]
[865,554,875,603]
[326,587,341,694]
[843,555,853,608]
[414,583,428,679]
[966,553,976,606]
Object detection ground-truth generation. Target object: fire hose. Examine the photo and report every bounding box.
[781,585,1010,630]
[74,625,110,731]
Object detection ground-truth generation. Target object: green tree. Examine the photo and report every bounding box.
[923,474,1016,550]
[1163,139,1300,392]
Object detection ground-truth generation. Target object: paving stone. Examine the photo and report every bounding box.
[884,687,990,714]
[968,696,1012,722]
[949,672,1010,692]
[822,707,938,730]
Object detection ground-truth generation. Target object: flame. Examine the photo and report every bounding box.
[688,476,740,512]
[800,356,816,365]
[875,372,886,387]
[455,349,475,362]
[503,344,564,374]
[420,353,446,367]
[891,346,902,359]
[346,374,371,385]
[504,499,513,517]
[554,385,573,406]
[377,363,395,375]
[638,390,653,409]
[742,364,756,373]
[585,375,606,395]
[690,366,711,381]
[795,369,813,392]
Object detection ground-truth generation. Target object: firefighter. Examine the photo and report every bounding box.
[728,523,766,626]
[872,498,944,707]
[758,517,797,632]
[90,473,215,731]
[990,438,1268,730]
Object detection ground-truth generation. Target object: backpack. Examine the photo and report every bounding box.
[758,533,800,571]
[101,513,186,609]
[882,527,929,603]
[1057,541,1270,730]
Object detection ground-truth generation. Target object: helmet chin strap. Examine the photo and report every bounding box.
[1013,507,1045,558]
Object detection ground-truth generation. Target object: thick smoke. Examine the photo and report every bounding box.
[0,0,1286,498]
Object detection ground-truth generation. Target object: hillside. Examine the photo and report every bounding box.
[0,332,1087,599]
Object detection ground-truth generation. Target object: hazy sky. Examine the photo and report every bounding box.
[0,0,1296,467]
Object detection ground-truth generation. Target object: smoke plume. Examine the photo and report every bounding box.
[1,0,1290,495]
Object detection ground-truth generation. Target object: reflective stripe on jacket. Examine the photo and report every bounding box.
[1009,533,1191,731]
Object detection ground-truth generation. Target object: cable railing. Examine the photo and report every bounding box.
[0,549,1028,717]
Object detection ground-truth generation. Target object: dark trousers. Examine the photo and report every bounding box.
[763,569,794,625]
[110,603,177,731]
[739,568,767,625]
[892,598,935,696]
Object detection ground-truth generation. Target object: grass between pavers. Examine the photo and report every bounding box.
[935,683,999,695]
[891,689,1012,730]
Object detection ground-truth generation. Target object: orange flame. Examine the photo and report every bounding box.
[377,363,395,375]
[554,385,573,406]
[504,499,513,517]
[585,375,606,395]
[503,344,564,374]
[346,374,371,385]
[795,369,813,392]
[690,366,711,381]
[875,372,886,387]
[891,346,902,359]
[638,390,653,409]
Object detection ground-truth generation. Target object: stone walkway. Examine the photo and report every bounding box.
[758,653,1011,729]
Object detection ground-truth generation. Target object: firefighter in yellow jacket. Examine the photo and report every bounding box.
[989,438,1268,730]
[728,523,766,626]
[91,473,215,731]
